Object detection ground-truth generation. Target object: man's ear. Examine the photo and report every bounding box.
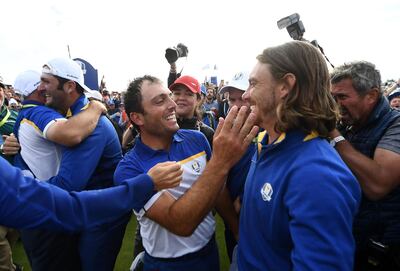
[64,81,76,94]
[130,112,143,127]
[365,88,380,105]
[279,73,296,99]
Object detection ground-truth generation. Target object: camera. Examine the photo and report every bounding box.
[277,13,334,68]
[277,13,305,41]
[165,43,189,64]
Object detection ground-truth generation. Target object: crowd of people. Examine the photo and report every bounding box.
[0,40,400,271]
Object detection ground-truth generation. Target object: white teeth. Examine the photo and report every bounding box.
[166,114,176,121]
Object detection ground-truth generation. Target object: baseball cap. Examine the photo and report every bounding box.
[85,89,103,101]
[388,89,400,102]
[170,75,201,94]
[0,75,11,88]
[9,98,18,105]
[219,71,249,94]
[42,57,98,98]
[13,70,41,97]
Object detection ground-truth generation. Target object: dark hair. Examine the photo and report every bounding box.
[330,61,382,97]
[257,40,339,138]
[124,75,163,127]
[55,76,84,94]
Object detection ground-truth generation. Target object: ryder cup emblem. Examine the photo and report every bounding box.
[191,161,201,173]
[260,182,273,201]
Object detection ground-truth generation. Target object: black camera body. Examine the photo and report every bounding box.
[277,13,305,41]
[165,43,189,64]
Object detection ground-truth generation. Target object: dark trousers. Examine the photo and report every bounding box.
[20,229,81,271]
[79,212,131,271]
[143,235,219,271]
[224,223,237,263]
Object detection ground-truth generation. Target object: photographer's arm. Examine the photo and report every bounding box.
[168,62,179,88]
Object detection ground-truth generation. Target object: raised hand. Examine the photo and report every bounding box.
[212,105,259,171]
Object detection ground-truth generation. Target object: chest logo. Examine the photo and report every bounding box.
[260,182,273,201]
[191,161,201,173]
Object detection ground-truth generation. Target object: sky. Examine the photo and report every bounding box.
[1,0,399,91]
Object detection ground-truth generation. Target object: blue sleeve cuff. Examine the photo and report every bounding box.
[123,174,155,212]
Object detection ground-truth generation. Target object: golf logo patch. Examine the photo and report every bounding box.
[261,182,273,201]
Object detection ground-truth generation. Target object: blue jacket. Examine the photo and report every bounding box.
[237,130,361,271]
[0,155,150,232]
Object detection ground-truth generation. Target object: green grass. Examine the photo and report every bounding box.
[12,215,230,271]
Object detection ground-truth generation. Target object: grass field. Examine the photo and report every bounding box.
[12,214,231,271]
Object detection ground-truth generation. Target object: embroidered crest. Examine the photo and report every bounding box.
[260,182,273,201]
[191,161,201,173]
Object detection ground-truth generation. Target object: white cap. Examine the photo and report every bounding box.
[85,89,103,101]
[14,70,41,97]
[8,98,18,105]
[0,75,10,88]
[42,57,98,98]
[219,71,249,94]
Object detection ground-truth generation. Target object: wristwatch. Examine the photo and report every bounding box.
[330,135,345,148]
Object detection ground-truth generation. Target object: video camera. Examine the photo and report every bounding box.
[165,43,189,64]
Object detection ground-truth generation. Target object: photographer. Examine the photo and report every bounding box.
[166,43,188,88]
[329,61,400,271]
[165,43,217,130]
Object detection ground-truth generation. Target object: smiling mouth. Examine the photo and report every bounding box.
[165,113,177,122]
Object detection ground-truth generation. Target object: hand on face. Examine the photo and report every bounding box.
[212,106,259,170]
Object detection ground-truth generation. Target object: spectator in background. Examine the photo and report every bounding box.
[330,61,400,271]
[107,99,118,115]
[217,90,229,119]
[383,78,400,97]
[0,76,18,147]
[203,86,219,114]
[170,75,214,147]
[388,91,400,110]
[199,84,217,130]
[102,89,111,104]
[8,98,20,111]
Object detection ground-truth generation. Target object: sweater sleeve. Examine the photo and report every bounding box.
[0,156,152,232]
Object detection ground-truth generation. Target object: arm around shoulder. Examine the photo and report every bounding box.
[45,100,106,146]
